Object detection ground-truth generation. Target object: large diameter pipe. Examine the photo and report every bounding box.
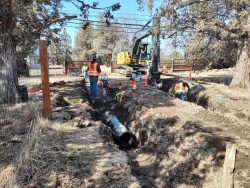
[108,116,133,147]
[147,87,175,96]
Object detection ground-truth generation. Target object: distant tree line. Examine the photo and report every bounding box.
[72,14,130,67]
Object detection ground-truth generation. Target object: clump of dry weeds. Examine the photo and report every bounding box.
[0,101,43,188]
[3,113,139,187]
[15,115,55,185]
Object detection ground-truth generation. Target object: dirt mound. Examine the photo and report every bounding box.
[186,85,208,108]
[114,80,250,188]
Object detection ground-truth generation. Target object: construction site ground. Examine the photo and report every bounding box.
[1,69,250,188]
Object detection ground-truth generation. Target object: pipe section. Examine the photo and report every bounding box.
[147,87,175,96]
[108,116,133,147]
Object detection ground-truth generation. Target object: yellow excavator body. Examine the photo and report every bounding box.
[117,43,150,65]
[117,51,131,64]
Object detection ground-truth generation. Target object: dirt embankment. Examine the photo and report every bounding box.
[161,78,250,124]
[113,81,250,188]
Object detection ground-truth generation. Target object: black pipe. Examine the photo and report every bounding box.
[108,116,133,147]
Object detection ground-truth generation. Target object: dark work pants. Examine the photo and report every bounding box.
[89,76,98,97]
[175,93,185,101]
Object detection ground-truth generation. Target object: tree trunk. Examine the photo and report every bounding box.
[105,54,112,67]
[0,2,19,103]
[0,36,18,103]
[230,36,250,88]
[105,56,109,67]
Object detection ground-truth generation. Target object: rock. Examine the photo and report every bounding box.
[63,113,71,120]
[129,176,138,182]
[74,121,81,127]
[85,107,95,116]
[53,95,69,107]
[79,120,92,128]
[73,116,84,121]
[52,107,65,112]
[105,111,110,116]
[51,81,65,86]
[128,182,141,188]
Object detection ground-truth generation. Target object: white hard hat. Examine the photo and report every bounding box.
[92,55,97,60]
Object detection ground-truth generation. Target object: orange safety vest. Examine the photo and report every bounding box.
[175,83,185,94]
[88,62,99,76]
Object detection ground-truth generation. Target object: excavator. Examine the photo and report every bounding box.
[116,14,161,86]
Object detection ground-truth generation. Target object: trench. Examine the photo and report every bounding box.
[86,81,155,187]
[85,77,238,188]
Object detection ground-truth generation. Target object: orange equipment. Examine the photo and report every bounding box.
[103,88,107,96]
[145,71,148,87]
[133,82,138,90]
[131,73,134,86]
[29,88,42,92]
[55,70,58,77]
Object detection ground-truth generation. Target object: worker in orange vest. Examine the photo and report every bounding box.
[175,80,190,101]
[88,55,101,99]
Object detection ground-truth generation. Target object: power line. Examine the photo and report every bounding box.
[62,10,152,17]
[70,19,147,26]
[58,26,193,37]
[61,27,137,33]
[66,21,142,28]
[61,13,150,21]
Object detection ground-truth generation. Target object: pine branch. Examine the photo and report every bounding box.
[32,16,77,34]
[177,0,213,9]
[165,26,195,39]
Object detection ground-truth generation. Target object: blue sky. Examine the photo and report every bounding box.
[58,0,180,56]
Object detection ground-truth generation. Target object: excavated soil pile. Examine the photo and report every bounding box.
[161,78,250,123]
[109,78,250,188]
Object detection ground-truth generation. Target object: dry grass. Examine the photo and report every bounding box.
[0,101,43,188]
[1,78,147,187]
[1,78,139,187]
[1,113,139,187]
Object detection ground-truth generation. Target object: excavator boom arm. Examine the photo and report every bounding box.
[130,27,151,62]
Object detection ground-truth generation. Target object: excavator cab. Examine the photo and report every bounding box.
[139,43,150,64]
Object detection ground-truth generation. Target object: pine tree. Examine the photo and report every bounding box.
[138,0,250,88]
[49,30,72,65]
[72,25,96,60]
[60,29,72,61]
[93,14,126,66]
[49,41,63,65]
[0,0,120,103]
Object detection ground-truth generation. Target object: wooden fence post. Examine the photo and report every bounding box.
[39,40,51,119]
[222,144,236,188]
